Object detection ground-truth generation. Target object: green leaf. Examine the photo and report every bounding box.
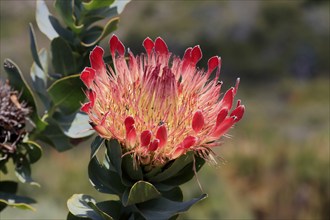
[122,181,161,206]
[87,202,113,220]
[36,0,59,40]
[88,156,125,196]
[53,112,94,139]
[122,155,143,182]
[105,139,122,175]
[30,48,51,114]
[67,194,105,220]
[161,187,183,202]
[136,194,207,220]
[47,74,85,115]
[51,37,76,76]
[82,7,117,27]
[49,15,75,43]
[29,23,43,70]
[83,0,115,11]
[96,200,122,220]
[0,191,36,211]
[4,59,47,132]
[149,152,195,182]
[81,17,119,47]
[90,136,104,158]
[23,141,43,164]
[14,155,40,187]
[162,156,205,186]
[81,26,103,46]
[38,119,74,151]
[55,0,74,27]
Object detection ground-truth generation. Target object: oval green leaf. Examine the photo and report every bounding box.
[122,181,161,206]
[47,74,85,115]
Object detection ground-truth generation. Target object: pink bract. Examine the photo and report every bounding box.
[81,35,245,165]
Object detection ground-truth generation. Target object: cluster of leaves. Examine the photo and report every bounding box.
[0,137,42,211]
[67,138,207,220]
[1,0,129,212]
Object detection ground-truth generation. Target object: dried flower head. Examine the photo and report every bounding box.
[81,35,245,166]
[0,81,31,161]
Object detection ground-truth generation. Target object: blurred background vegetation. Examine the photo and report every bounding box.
[0,0,329,219]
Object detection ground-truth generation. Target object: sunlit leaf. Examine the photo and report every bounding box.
[0,191,36,212]
[53,112,94,139]
[36,0,59,40]
[67,194,104,220]
[112,0,131,14]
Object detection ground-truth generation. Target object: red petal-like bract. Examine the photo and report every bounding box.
[192,110,204,133]
[81,34,245,165]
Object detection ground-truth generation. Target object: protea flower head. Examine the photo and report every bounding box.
[0,81,30,160]
[81,35,245,166]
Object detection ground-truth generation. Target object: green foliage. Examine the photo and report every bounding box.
[4,0,130,153]
[1,0,130,213]
[68,138,206,219]
[0,181,36,212]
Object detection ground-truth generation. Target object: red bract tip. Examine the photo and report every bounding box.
[236,99,241,108]
[109,35,125,56]
[182,135,198,149]
[192,110,204,133]
[155,37,168,55]
[126,125,137,146]
[124,116,135,131]
[81,67,95,88]
[207,56,220,74]
[182,47,192,70]
[234,78,240,94]
[148,139,160,151]
[191,45,202,65]
[81,102,91,113]
[212,116,236,138]
[156,124,168,148]
[109,35,119,55]
[143,37,154,55]
[216,108,229,127]
[140,130,152,147]
[221,87,234,110]
[230,105,245,122]
[90,46,105,71]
